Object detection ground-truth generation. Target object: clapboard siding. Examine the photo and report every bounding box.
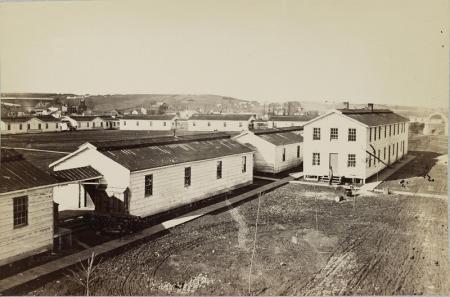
[128,152,254,217]
[187,120,251,132]
[0,187,54,266]
[273,143,302,173]
[119,119,175,131]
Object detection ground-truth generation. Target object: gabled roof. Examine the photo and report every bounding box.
[337,109,409,126]
[252,130,303,145]
[0,149,59,194]
[51,166,102,182]
[34,115,60,122]
[121,114,177,120]
[89,134,253,172]
[1,116,32,123]
[269,115,317,122]
[188,114,255,121]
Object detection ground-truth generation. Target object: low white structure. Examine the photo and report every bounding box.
[423,113,448,136]
[50,134,254,217]
[303,105,409,184]
[234,129,303,173]
[188,114,256,132]
[0,116,61,134]
[268,115,317,128]
[68,116,108,130]
[119,115,177,131]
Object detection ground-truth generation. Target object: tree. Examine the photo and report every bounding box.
[158,103,169,115]
[67,252,100,296]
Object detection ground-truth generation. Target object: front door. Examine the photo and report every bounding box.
[329,153,339,176]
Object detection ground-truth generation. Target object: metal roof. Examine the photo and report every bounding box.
[0,149,59,194]
[69,116,103,121]
[51,166,102,182]
[337,109,409,126]
[188,114,254,121]
[269,115,317,121]
[255,131,303,146]
[121,114,176,120]
[97,137,254,172]
[34,115,60,122]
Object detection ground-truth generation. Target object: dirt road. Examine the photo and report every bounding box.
[25,184,449,296]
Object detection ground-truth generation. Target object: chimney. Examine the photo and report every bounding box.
[343,101,350,109]
[368,103,374,111]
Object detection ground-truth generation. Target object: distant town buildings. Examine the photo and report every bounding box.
[187,114,256,132]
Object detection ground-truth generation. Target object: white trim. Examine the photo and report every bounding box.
[303,110,368,128]
[49,142,97,168]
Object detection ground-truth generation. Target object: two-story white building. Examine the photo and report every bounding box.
[233,129,303,173]
[49,134,254,218]
[119,115,177,131]
[303,105,409,184]
[187,114,256,132]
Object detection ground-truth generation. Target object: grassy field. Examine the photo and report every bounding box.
[25,184,449,296]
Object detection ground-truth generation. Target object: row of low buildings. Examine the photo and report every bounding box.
[1,113,321,134]
[0,105,410,266]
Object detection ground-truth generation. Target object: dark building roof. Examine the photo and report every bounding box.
[252,130,303,145]
[0,149,59,194]
[121,114,176,120]
[92,134,253,172]
[34,115,60,122]
[51,166,102,182]
[69,116,103,121]
[337,109,409,126]
[189,114,254,121]
[1,115,60,123]
[269,115,317,122]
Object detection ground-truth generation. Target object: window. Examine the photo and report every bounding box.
[87,122,90,127]
[242,156,247,173]
[216,161,222,179]
[313,128,321,140]
[312,153,320,166]
[123,121,126,126]
[13,196,28,228]
[297,145,301,158]
[239,122,243,127]
[378,149,381,164]
[330,128,338,140]
[163,122,166,126]
[393,124,395,135]
[348,128,356,141]
[282,148,286,161]
[207,122,211,127]
[347,154,356,167]
[38,123,42,130]
[223,122,227,127]
[184,167,191,187]
[368,154,372,167]
[136,121,139,126]
[101,122,103,127]
[7,124,11,130]
[369,128,372,141]
[378,126,381,139]
[45,123,49,129]
[27,123,30,130]
[56,123,59,129]
[193,121,196,126]
[397,124,400,134]
[384,125,387,138]
[19,124,22,130]
[144,174,153,197]
[374,127,377,141]
[384,147,386,160]
[373,151,376,165]
[149,121,152,126]
[389,125,391,136]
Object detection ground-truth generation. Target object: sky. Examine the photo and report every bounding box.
[0,0,448,108]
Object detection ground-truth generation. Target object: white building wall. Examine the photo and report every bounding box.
[119,119,174,131]
[0,121,27,134]
[0,187,54,266]
[128,152,254,217]
[187,119,251,132]
[233,133,276,172]
[0,119,60,134]
[274,143,303,173]
[303,113,367,180]
[53,183,95,211]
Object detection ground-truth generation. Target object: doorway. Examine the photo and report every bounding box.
[329,153,339,176]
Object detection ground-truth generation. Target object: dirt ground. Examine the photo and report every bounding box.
[25,183,449,296]
[378,151,448,195]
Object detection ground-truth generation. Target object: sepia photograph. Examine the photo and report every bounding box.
[0,0,448,295]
